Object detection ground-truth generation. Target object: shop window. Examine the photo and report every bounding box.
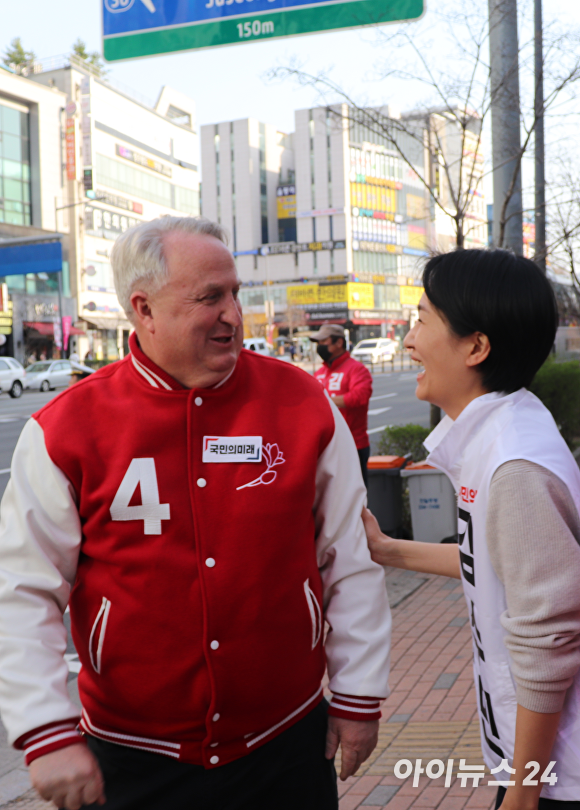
[0,103,31,226]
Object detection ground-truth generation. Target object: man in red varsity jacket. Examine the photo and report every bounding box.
[0,216,391,810]
[312,325,373,486]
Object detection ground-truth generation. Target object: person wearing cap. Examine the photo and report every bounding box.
[311,325,373,486]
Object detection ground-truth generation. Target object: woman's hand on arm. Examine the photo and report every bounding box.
[362,507,462,579]
[499,705,561,810]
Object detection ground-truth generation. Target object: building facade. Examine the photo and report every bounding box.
[201,105,433,344]
[29,56,200,362]
[0,65,77,363]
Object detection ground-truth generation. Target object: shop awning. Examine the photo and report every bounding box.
[82,316,132,331]
[0,242,63,276]
[23,321,85,336]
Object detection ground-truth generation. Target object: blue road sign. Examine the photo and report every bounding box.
[103,0,424,59]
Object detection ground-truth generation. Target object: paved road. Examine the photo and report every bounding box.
[0,390,61,500]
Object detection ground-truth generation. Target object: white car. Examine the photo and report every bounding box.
[0,357,26,398]
[243,338,272,356]
[24,360,72,392]
[352,338,398,365]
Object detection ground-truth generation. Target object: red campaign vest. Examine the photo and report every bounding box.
[33,336,335,767]
[314,352,372,449]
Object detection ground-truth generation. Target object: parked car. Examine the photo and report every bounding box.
[243,338,272,356]
[0,357,26,398]
[24,360,72,392]
[352,338,398,365]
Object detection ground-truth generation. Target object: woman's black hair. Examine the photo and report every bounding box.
[422,249,558,393]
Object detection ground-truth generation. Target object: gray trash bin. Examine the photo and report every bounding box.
[401,463,457,543]
[367,455,407,536]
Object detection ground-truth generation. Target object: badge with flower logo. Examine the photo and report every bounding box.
[236,443,285,490]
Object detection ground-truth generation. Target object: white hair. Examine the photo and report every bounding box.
[110,215,227,322]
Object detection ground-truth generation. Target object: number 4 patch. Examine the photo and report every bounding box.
[110,458,170,535]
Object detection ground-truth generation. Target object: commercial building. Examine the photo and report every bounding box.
[422,107,487,252]
[0,64,78,363]
[27,55,200,362]
[202,104,482,344]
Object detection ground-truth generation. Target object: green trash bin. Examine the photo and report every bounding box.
[367,455,408,536]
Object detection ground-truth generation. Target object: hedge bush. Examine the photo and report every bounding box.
[529,359,580,449]
[377,423,430,461]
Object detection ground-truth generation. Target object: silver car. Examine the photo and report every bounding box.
[25,360,72,392]
[0,357,26,398]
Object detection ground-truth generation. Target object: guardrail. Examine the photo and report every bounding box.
[361,352,422,374]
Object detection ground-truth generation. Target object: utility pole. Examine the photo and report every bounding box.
[488,0,524,254]
[534,0,547,272]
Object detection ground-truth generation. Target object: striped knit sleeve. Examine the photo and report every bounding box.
[15,721,85,765]
[328,694,382,722]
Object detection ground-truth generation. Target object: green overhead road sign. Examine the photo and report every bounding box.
[103,0,425,61]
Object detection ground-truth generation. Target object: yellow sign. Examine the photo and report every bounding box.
[277,195,296,219]
[406,194,425,219]
[287,282,374,309]
[350,183,396,214]
[407,230,427,250]
[347,283,374,309]
[400,286,424,306]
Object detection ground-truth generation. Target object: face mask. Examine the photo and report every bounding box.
[316,343,332,363]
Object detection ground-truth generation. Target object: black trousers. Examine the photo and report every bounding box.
[496,786,580,810]
[358,446,370,488]
[75,700,337,810]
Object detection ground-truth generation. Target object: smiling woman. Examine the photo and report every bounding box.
[364,249,580,810]
[404,250,557,419]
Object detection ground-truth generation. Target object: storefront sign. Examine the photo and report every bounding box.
[258,239,346,257]
[116,144,172,177]
[353,240,403,254]
[400,285,424,306]
[305,308,349,323]
[351,309,387,322]
[66,118,76,181]
[85,206,141,238]
[277,185,296,219]
[84,168,94,192]
[296,207,345,219]
[90,190,143,214]
[287,281,374,310]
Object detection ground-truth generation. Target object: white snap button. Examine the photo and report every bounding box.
[197,478,207,488]
[205,558,216,568]
[210,742,219,748]
[210,755,219,765]
[210,640,219,650]
[195,397,203,406]
[212,713,220,722]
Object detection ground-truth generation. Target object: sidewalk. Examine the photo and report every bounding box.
[335,570,494,810]
[0,569,490,810]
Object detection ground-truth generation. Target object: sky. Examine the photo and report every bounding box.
[1,0,578,132]
[2,0,579,198]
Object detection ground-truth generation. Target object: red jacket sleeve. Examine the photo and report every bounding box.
[342,362,373,409]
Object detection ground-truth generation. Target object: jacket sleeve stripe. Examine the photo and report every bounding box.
[21,721,79,745]
[330,693,382,706]
[25,729,83,756]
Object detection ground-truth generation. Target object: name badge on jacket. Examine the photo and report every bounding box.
[203,436,263,463]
